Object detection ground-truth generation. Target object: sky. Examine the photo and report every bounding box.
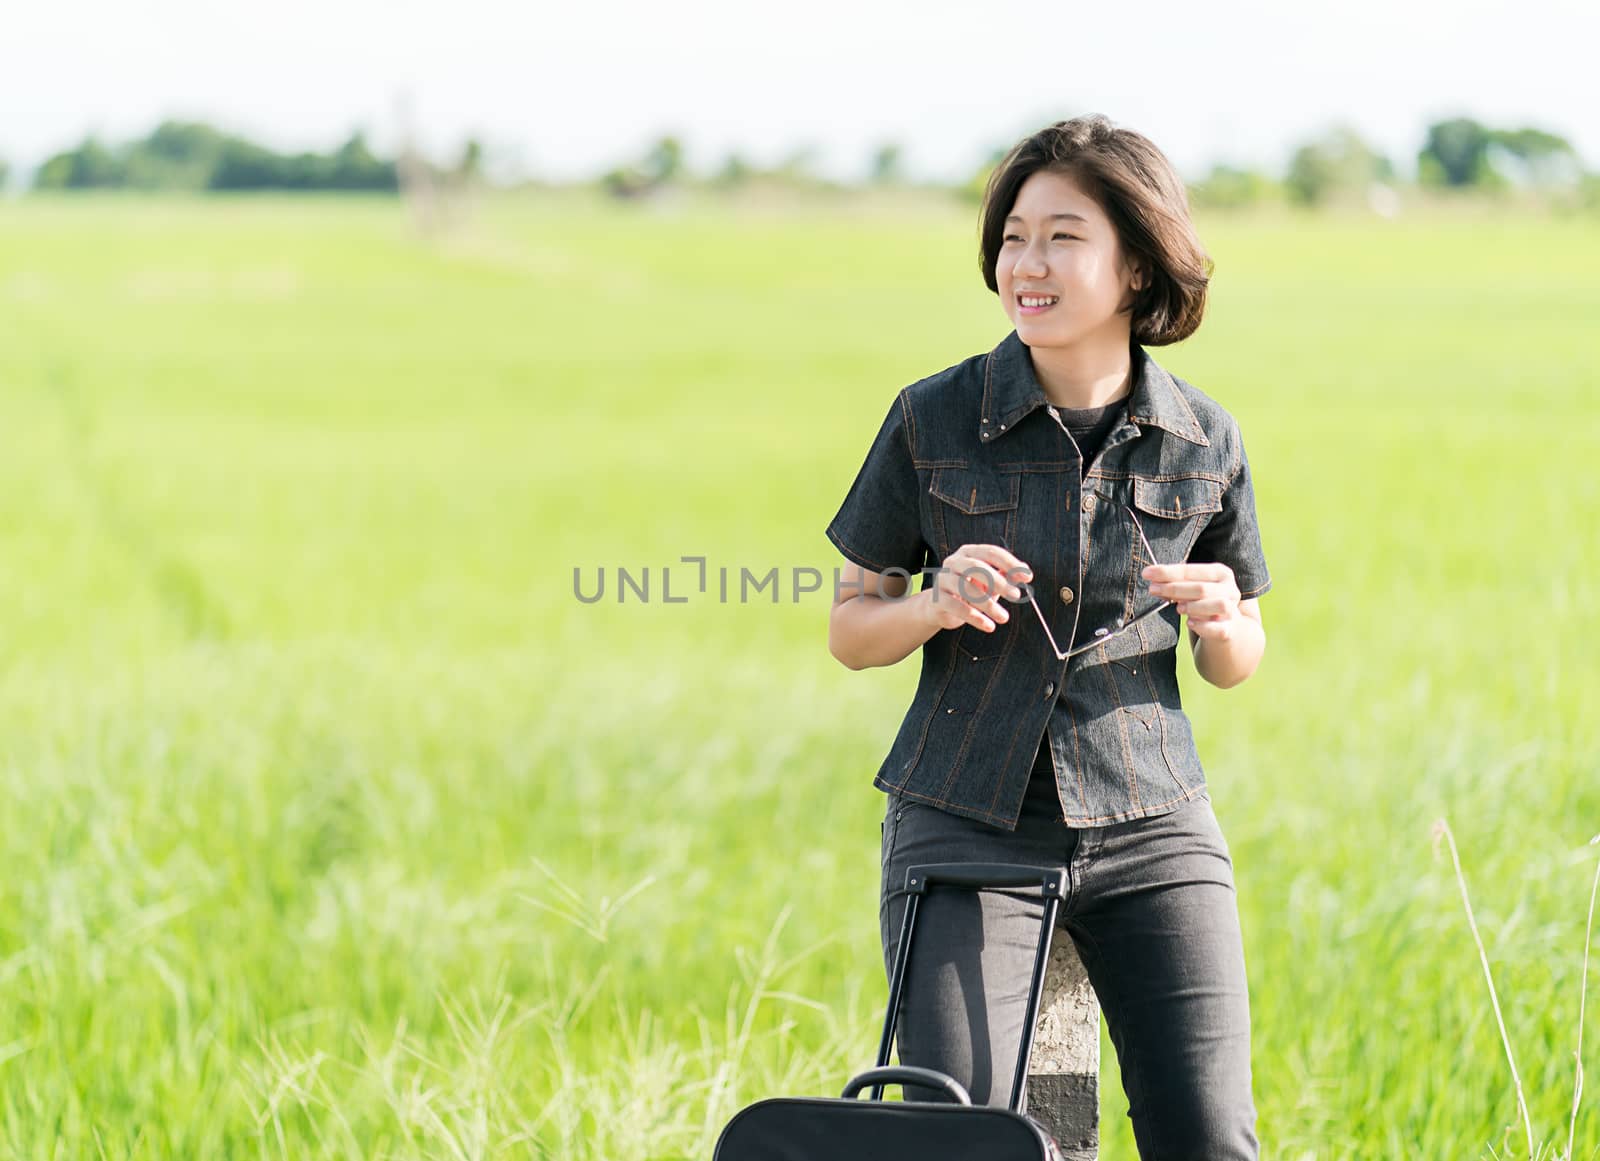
[6,0,1598,186]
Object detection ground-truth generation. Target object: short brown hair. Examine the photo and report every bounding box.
[978,114,1212,345]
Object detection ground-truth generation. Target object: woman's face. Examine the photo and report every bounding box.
[996,168,1142,349]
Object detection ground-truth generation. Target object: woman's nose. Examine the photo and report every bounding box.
[1012,250,1047,279]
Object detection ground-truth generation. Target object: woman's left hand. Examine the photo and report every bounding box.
[1141,562,1243,642]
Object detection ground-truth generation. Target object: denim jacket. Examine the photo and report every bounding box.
[826,328,1272,830]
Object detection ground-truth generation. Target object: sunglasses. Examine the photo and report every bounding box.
[1001,501,1173,661]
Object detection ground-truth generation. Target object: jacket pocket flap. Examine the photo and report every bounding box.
[928,467,1020,514]
[1131,475,1223,519]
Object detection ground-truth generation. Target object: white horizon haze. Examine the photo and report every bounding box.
[4,0,1596,187]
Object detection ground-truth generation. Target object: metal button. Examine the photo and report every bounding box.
[1082,493,1097,510]
[1059,586,1074,604]
[1043,682,1055,699]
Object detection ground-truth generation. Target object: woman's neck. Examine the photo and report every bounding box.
[1026,328,1135,410]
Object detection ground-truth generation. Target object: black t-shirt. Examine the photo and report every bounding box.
[1029,394,1128,807]
[1055,398,1125,498]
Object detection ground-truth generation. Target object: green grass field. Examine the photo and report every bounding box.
[1,189,1597,1159]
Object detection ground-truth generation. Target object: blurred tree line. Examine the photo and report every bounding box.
[30,121,400,191]
[1162,116,1588,212]
[639,115,1591,214]
[596,133,850,199]
[4,114,1595,214]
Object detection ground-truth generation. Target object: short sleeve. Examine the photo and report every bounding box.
[1188,420,1273,599]
[824,391,928,577]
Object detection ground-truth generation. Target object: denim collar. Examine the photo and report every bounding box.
[978,328,1209,447]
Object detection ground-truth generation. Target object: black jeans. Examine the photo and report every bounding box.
[878,767,1260,1160]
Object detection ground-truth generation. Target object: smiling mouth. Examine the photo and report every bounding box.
[1017,294,1060,313]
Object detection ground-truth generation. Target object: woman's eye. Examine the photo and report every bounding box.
[1003,234,1023,243]
[1053,233,1077,240]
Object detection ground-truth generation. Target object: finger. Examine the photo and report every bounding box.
[963,544,1032,596]
[1151,574,1239,602]
[934,600,996,633]
[935,563,1010,624]
[942,554,998,597]
[934,591,992,636]
[963,602,998,632]
[1150,580,1212,601]
[1188,616,1236,641]
[1142,561,1233,584]
[942,551,1000,591]
[945,556,1016,615]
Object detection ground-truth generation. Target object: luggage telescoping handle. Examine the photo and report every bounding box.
[905,863,1069,892]
[872,862,1069,1112]
[841,1066,972,1105]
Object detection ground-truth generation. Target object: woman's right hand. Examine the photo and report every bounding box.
[925,544,1033,634]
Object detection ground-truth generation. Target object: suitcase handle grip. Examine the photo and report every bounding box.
[905,862,1067,900]
[840,1066,972,1105]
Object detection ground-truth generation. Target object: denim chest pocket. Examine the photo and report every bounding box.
[1129,474,1223,565]
[926,466,1020,564]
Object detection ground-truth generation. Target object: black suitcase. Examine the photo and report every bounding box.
[713,862,1071,1159]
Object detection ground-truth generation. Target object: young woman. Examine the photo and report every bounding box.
[825,114,1272,1159]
